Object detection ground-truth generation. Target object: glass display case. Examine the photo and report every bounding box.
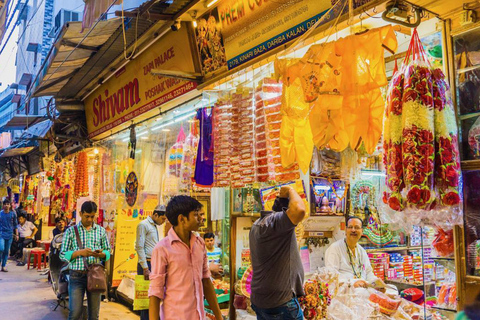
[453,26,480,161]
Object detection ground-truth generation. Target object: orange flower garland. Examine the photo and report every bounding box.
[74,152,89,200]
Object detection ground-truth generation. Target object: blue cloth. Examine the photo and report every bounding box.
[137,262,152,320]
[0,210,17,240]
[68,270,102,320]
[252,298,304,320]
[194,108,214,186]
[0,237,13,267]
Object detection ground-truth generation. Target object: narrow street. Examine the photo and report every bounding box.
[0,259,139,320]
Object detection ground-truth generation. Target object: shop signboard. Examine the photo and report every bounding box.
[85,26,198,139]
[215,0,333,69]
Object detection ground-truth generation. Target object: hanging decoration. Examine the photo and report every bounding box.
[74,152,89,200]
[383,29,462,228]
[125,171,138,207]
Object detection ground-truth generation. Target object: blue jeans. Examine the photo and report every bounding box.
[0,237,13,267]
[252,298,304,320]
[137,262,151,320]
[68,271,102,320]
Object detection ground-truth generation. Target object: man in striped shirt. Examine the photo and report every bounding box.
[204,232,223,277]
[60,201,111,320]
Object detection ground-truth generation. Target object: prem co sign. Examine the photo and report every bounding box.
[85,26,197,139]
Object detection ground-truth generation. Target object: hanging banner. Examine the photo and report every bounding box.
[111,196,157,287]
[85,25,198,139]
[216,0,333,69]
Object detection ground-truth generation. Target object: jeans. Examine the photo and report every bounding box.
[252,298,304,320]
[0,237,13,267]
[68,271,102,320]
[137,261,152,320]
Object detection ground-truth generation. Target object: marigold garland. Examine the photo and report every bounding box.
[383,29,461,215]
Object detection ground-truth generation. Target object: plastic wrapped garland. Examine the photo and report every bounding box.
[382,29,462,230]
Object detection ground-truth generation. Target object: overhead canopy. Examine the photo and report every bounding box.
[2,115,43,129]
[0,147,35,158]
[32,19,122,97]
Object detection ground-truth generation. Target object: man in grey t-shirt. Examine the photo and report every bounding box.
[249,186,306,320]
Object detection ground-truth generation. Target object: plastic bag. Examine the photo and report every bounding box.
[432,228,454,257]
[369,290,402,315]
[382,28,462,231]
[468,115,480,159]
[133,275,150,311]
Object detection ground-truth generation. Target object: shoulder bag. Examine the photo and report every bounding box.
[74,226,107,293]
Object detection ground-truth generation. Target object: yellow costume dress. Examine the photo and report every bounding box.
[301,42,349,151]
[337,25,398,154]
[275,59,314,173]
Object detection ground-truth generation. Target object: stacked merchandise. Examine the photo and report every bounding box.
[410,226,423,246]
[254,80,274,182]
[412,252,423,283]
[213,96,232,187]
[256,78,300,182]
[403,255,414,282]
[368,252,389,280]
[231,88,256,188]
[387,253,404,280]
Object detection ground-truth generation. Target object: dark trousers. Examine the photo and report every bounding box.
[252,298,304,320]
[68,270,102,320]
[15,238,34,258]
[137,261,151,320]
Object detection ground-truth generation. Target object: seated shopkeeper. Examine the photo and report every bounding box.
[325,216,394,293]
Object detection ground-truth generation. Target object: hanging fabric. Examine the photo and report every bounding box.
[194,108,214,187]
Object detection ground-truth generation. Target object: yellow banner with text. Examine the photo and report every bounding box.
[217,0,332,69]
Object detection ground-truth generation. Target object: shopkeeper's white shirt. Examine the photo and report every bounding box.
[324,239,378,284]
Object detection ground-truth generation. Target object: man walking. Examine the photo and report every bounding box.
[0,199,17,272]
[148,195,222,320]
[60,201,111,320]
[135,205,166,320]
[249,186,307,320]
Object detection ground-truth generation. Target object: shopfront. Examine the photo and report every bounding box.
[8,0,480,318]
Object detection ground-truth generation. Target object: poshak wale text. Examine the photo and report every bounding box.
[91,46,179,127]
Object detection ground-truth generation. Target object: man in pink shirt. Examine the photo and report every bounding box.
[148,195,222,320]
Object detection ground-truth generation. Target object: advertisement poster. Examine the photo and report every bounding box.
[195,8,228,74]
[111,194,158,287]
[216,0,332,69]
[85,25,197,139]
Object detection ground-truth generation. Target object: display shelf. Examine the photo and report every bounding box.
[365,246,422,253]
[456,64,480,74]
[231,213,261,218]
[431,306,457,313]
[303,215,344,231]
[461,160,480,170]
[431,257,455,261]
[458,112,480,121]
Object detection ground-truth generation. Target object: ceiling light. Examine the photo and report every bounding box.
[162,128,171,132]
[193,20,197,28]
[156,116,163,121]
[93,148,99,154]
[206,0,218,8]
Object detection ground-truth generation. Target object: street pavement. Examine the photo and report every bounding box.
[0,258,140,320]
